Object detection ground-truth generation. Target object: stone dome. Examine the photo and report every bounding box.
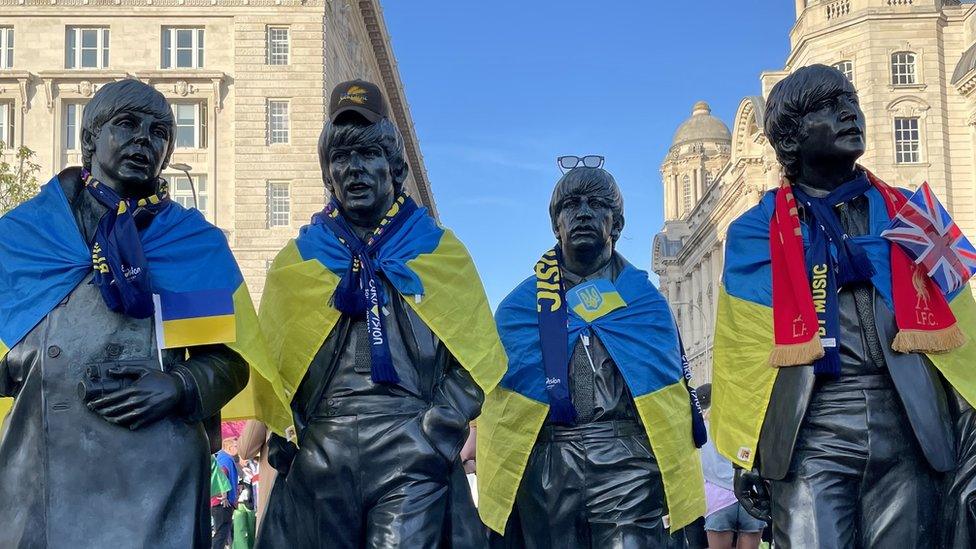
[670,101,732,148]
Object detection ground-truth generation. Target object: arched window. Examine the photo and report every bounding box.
[833,60,854,82]
[682,174,692,214]
[703,170,714,187]
[891,52,917,86]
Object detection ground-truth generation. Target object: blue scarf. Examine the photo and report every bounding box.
[676,329,707,446]
[82,169,170,319]
[534,247,576,424]
[791,172,876,377]
[312,193,418,384]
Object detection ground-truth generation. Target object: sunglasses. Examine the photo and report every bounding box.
[557,155,604,173]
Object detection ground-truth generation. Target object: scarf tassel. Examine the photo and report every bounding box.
[548,398,577,425]
[815,349,841,378]
[332,269,367,318]
[768,338,825,367]
[893,325,967,355]
[370,358,400,384]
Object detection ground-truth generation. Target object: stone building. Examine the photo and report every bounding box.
[0,0,433,299]
[654,0,976,385]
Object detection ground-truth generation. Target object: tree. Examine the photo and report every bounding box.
[0,141,41,216]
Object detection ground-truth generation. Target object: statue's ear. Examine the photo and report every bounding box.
[392,160,409,190]
[80,128,96,166]
[777,134,800,161]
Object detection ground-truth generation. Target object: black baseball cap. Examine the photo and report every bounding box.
[329,79,388,124]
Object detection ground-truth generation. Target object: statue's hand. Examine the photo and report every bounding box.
[86,364,184,430]
[733,466,772,522]
[460,427,477,474]
[267,433,299,478]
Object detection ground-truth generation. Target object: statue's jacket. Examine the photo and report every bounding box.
[0,169,262,548]
[250,204,506,546]
[711,179,976,478]
[478,254,706,536]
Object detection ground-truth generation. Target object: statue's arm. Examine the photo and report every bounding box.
[174,344,250,422]
[420,354,484,463]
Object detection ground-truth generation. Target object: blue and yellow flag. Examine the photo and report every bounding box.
[713,187,976,470]
[251,202,507,435]
[0,174,267,424]
[478,258,706,533]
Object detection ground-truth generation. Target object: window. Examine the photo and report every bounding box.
[0,27,12,69]
[833,60,854,82]
[161,27,204,69]
[267,181,290,227]
[168,173,208,214]
[681,174,692,214]
[894,117,920,164]
[171,102,207,149]
[0,102,13,147]
[66,27,110,69]
[63,102,84,151]
[703,171,714,187]
[267,26,289,65]
[267,100,289,144]
[891,52,917,86]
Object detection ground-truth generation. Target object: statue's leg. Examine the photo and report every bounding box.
[256,417,363,549]
[362,413,450,548]
[858,388,939,548]
[586,434,668,548]
[768,392,864,549]
[513,436,587,548]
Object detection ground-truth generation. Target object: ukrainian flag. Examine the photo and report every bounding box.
[0,174,267,427]
[479,259,705,534]
[713,188,976,469]
[251,202,507,435]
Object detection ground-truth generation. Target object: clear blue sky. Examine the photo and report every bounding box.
[383,2,796,306]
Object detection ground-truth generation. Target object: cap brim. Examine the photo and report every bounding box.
[331,105,382,124]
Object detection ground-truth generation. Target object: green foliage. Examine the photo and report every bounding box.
[0,142,41,216]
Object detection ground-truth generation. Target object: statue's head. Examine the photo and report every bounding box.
[81,79,175,195]
[318,80,409,224]
[549,167,624,259]
[764,64,865,181]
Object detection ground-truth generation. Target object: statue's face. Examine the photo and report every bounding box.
[328,142,395,221]
[554,188,616,259]
[90,110,172,194]
[795,89,865,170]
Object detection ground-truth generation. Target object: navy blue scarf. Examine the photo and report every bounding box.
[792,172,876,377]
[82,169,169,319]
[312,193,418,384]
[535,247,577,425]
[676,329,708,447]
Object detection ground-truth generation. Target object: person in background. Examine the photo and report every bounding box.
[698,384,764,549]
[212,437,240,549]
[238,419,276,531]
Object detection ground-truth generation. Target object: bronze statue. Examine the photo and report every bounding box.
[479,165,706,548]
[254,80,504,548]
[712,64,976,548]
[0,79,252,548]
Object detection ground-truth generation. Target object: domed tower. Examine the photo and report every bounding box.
[660,101,731,220]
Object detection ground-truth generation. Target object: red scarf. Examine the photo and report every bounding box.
[769,170,964,367]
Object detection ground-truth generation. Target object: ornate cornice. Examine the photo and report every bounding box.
[0,70,31,112]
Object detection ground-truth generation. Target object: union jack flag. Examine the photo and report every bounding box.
[881,182,976,295]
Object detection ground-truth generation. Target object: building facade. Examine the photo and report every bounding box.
[0,0,433,299]
[654,0,976,385]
